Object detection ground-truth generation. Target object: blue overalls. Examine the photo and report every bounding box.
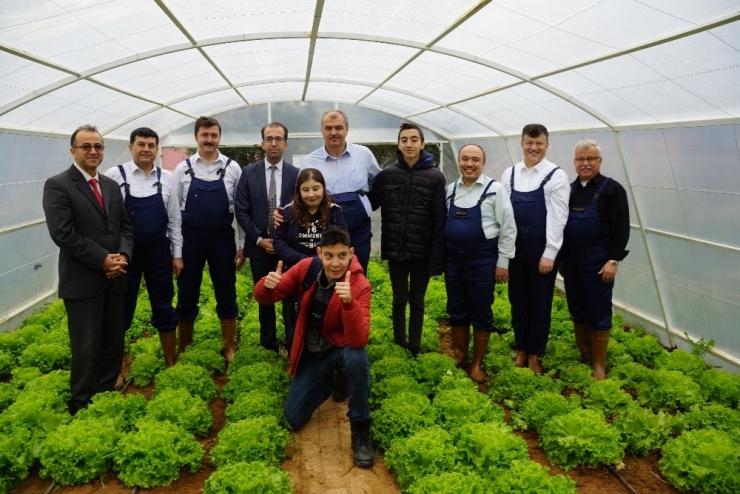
[562,178,614,330]
[176,158,237,321]
[508,167,561,356]
[444,180,498,332]
[332,191,371,273]
[118,166,177,333]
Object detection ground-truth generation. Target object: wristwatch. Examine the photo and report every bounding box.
[609,260,619,266]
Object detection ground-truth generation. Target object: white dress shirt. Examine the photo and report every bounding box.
[300,142,381,216]
[446,174,517,269]
[500,158,570,260]
[172,151,245,247]
[73,163,102,197]
[104,161,183,258]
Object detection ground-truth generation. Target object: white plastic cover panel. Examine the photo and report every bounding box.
[204,39,310,84]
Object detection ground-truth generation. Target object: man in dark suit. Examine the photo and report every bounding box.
[43,124,134,414]
[235,122,299,352]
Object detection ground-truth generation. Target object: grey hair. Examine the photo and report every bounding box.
[574,139,601,157]
[321,109,348,128]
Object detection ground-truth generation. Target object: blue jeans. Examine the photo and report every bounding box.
[284,345,370,430]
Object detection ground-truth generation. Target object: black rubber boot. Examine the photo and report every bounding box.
[332,368,348,402]
[350,419,375,468]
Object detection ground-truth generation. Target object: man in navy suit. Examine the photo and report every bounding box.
[43,124,134,414]
[236,122,299,352]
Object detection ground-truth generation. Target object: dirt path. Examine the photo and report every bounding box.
[282,399,399,494]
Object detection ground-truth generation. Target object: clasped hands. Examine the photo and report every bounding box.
[102,253,128,279]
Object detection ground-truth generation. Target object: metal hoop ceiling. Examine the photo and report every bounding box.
[1,1,740,141]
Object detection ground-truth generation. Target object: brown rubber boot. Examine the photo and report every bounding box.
[528,354,544,374]
[467,330,490,383]
[177,320,194,356]
[574,322,592,362]
[159,331,177,367]
[450,326,470,368]
[514,349,528,367]
[220,317,237,363]
[591,330,610,381]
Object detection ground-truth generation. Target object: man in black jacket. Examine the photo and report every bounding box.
[369,123,447,355]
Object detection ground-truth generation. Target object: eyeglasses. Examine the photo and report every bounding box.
[574,156,601,164]
[73,144,105,152]
[263,137,285,144]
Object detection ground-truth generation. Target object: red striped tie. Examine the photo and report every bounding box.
[89,178,105,210]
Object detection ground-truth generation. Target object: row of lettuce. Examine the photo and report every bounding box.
[0,268,294,493]
[3,261,740,493]
[363,263,740,494]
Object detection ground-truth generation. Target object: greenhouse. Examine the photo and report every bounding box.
[1,1,740,493]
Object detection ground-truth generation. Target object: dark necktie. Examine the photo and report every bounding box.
[268,165,277,237]
[89,178,105,210]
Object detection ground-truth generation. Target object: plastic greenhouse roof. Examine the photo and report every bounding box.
[1,0,740,141]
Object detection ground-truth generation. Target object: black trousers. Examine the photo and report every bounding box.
[64,281,125,413]
[388,259,430,355]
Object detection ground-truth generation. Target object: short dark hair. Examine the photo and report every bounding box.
[458,143,486,162]
[130,127,159,146]
[71,124,102,147]
[194,116,221,136]
[320,225,351,248]
[398,122,424,143]
[261,122,289,141]
[521,123,549,143]
[321,110,348,127]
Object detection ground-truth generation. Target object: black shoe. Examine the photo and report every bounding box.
[332,368,348,402]
[350,419,375,468]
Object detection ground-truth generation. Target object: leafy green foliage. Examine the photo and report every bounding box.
[583,379,633,418]
[0,427,35,493]
[609,362,653,390]
[372,392,436,450]
[0,331,27,358]
[431,372,477,395]
[488,367,564,409]
[225,389,284,423]
[660,429,740,494]
[432,388,505,430]
[684,331,715,358]
[203,461,292,494]
[221,362,289,402]
[385,426,460,490]
[113,419,204,488]
[510,392,581,432]
[623,334,665,366]
[10,366,42,388]
[558,363,595,391]
[370,356,417,385]
[146,388,213,436]
[423,277,448,322]
[605,340,634,368]
[542,340,580,373]
[16,324,47,344]
[19,343,70,373]
[0,350,14,377]
[179,346,225,375]
[540,409,624,470]
[415,353,458,393]
[23,370,71,406]
[655,350,708,380]
[371,375,426,409]
[698,369,740,408]
[0,390,70,446]
[0,382,19,409]
[130,336,162,359]
[130,352,166,387]
[39,417,121,485]
[76,392,147,432]
[209,417,289,468]
[482,353,515,375]
[681,404,740,441]
[455,422,528,479]
[407,472,491,494]
[21,301,65,330]
[613,404,677,456]
[637,370,705,412]
[493,459,577,493]
[228,345,280,374]
[155,363,218,402]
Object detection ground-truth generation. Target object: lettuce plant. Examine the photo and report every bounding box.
[637,370,704,412]
[655,349,708,380]
[39,417,121,485]
[385,426,461,490]
[623,334,665,366]
[583,379,634,418]
[540,408,624,470]
[76,392,147,432]
[455,422,528,479]
[204,461,292,494]
[11,366,42,388]
[0,331,27,358]
[415,353,458,394]
[0,389,70,445]
[179,346,225,375]
[146,388,213,436]
[155,363,218,402]
[432,388,505,430]
[209,416,289,468]
[130,352,166,387]
[370,356,417,385]
[113,419,204,488]
[681,403,740,441]
[613,404,677,456]
[558,363,595,391]
[0,382,19,409]
[488,367,564,409]
[407,471,492,494]
[660,429,740,493]
[225,389,284,423]
[221,362,289,402]
[0,350,14,378]
[371,375,426,409]
[494,459,577,493]
[609,362,653,390]
[698,369,740,408]
[510,392,581,432]
[0,427,35,493]
[227,345,280,374]
[19,343,70,373]
[372,392,437,450]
